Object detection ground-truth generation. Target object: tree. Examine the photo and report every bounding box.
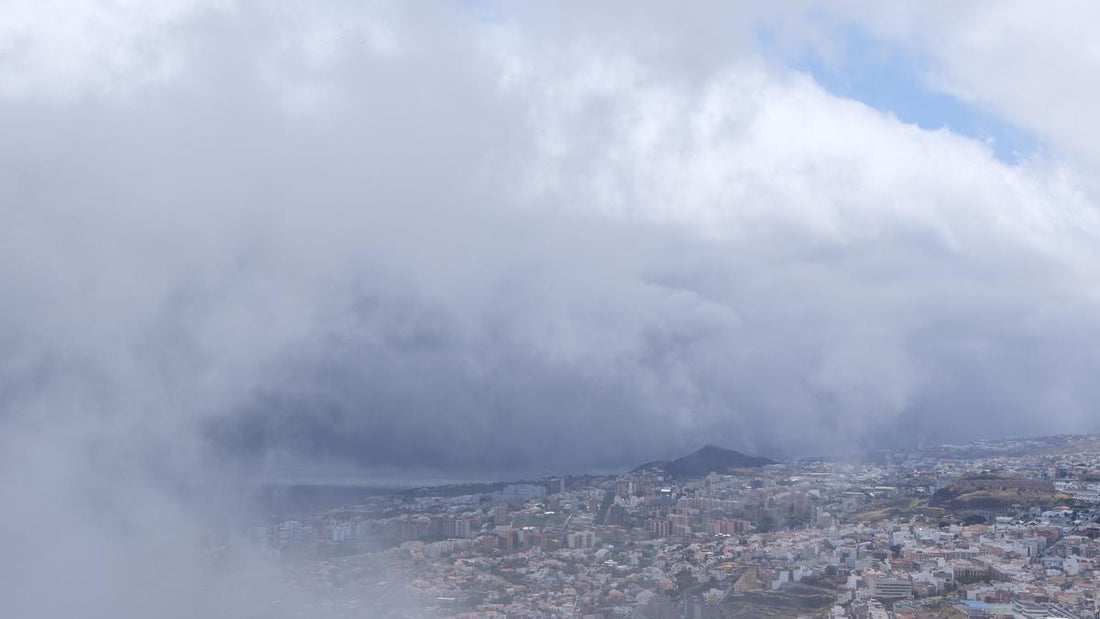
[675,568,696,593]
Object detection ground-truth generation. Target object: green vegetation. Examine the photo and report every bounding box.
[963,514,987,525]
[674,567,696,594]
[595,490,615,524]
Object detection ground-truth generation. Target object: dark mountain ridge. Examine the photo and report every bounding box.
[633,445,777,479]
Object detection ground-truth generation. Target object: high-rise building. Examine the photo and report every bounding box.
[647,518,672,538]
[870,577,913,600]
[567,530,596,549]
[606,504,627,526]
[670,513,691,536]
[497,529,516,552]
[706,517,749,536]
[453,517,472,539]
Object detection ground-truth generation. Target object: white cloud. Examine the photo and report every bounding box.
[2,0,1098,487]
[833,1,1100,178]
[0,0,225,99]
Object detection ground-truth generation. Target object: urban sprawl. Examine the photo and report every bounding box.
[251,435,1100,618]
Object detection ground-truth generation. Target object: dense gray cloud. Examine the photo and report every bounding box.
[3,0,1100,486]
[3,1,1100,616]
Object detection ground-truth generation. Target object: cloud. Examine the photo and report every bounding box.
[4,0,1100,481]
[3,1,1100,615]
[823,1,1100,172]
[0,0,221,99]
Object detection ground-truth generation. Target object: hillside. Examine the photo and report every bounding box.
[929,476,1071,512]
[634,445,777,479]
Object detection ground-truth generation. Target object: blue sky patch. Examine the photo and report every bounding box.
[758,25,1037,163]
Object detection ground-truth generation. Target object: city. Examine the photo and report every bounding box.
[246,436,1100,618]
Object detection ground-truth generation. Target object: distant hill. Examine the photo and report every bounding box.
[633,445,777,479]
[929,476,1070,512]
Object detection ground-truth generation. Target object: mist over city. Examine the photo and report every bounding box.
[4,2,1100,617]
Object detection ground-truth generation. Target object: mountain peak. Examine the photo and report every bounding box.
[633,445,777,478]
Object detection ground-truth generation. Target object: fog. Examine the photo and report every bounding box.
[3,1,1100,616]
